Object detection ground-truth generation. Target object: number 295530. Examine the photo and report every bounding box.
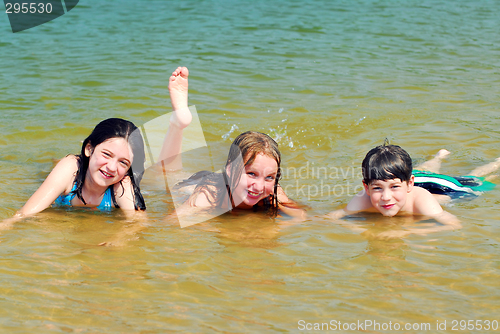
[452,320,498,331]
[5,2,53,14]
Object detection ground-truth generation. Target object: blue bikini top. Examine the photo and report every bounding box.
[54,183,114,211]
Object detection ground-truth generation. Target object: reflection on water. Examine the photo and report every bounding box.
[1,0,500,331]
[212,214,283,249]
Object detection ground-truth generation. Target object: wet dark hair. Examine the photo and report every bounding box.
[362,144,412,185]
[181,131,285,217]
[73,118,146,210]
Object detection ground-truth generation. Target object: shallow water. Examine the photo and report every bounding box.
[1,0,500,332]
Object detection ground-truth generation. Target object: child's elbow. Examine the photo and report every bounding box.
[326,209,347,221]
[450,217,462,229]
[437,211,462,229]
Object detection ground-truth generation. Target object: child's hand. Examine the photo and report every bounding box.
[0,215,22,231]
[325,209,347,220]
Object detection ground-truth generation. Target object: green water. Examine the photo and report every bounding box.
[1,0,499,332]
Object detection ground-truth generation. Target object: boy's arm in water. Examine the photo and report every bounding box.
[325,190,373,233]
[377,211,461,239]
[327,188,461,238]
[157,67,192,170]
[409,188,462,234]
[378,189,461,238]
[326,189,373,220]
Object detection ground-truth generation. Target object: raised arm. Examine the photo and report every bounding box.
[157,67,192,170]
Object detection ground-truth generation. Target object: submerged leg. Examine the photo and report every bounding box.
[469,157,500,177]
[415,149,450,174]
[158,67,192,170]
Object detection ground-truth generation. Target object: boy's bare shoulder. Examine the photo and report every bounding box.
[327,190,375,221]
[412,186,443,216]
[345,189,374,212]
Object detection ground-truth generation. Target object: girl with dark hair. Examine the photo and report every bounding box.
[13,118,145,218]
[9,67,192,220]
[61,118,146,210]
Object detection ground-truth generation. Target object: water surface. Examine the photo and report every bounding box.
[1,0,499,332]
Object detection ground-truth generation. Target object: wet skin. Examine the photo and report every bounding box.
[363,178,414,217]
[232,154,278,209]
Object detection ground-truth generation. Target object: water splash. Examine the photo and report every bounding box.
[222,124,239,141]
[268,126,295,150]
[355,116,366,126]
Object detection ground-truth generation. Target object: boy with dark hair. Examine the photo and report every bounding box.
[328,144,462,236]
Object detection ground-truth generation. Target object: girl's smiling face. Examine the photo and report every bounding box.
[85,138,134,189]
[232,153,278,209]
